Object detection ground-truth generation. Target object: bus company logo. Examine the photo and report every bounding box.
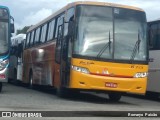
[2,112,11,117]
[79,61,94,65]
[131,65,144,69]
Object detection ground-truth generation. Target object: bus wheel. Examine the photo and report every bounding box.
[108,93,121,102]
[14,69,17,81]
[0,82,2,92]
[29,72,33,89]
[56,87,68,98]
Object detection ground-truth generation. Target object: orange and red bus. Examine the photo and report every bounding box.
[23,1,148,101]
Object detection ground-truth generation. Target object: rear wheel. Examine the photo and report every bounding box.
[14,69,17,81]
[29,72,33,89]
[108,93,122,102]
[0,82,2,92]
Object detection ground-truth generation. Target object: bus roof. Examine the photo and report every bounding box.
[11,34,26,46]
[28,1,144,32]
[0,5,9,9]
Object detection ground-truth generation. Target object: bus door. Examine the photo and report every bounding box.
[54,10,75,89]
[54,15,66,88]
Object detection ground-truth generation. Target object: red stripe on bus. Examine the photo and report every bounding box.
[90,73,133,78]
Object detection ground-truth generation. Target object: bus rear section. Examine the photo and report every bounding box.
[0,6,14,92]
[9,34,26,83]
[23,2,148,101]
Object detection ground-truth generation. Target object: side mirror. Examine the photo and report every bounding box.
[11,23,15,33]
[68,21,74,37]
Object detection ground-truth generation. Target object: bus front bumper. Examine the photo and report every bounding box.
[69,70,147,94]
[0,68,8,82]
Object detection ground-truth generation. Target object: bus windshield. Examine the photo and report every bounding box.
[0,8,9,54]
[74,5,147,62]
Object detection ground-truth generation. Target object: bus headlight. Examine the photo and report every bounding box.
[134,72,148,78]
[71,66,90,74]
[0,59,9,70]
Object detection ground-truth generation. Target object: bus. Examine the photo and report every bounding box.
[9,34,26,83]
[23,1,148,101]
[147,19,160,97]
[0,5,14,92]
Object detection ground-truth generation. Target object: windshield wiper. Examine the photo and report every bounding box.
[130,32,141,63]
[97,31,112,58]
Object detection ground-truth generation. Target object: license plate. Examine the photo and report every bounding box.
[105,82,118,88]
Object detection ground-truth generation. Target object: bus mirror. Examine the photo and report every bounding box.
[11,23,15,33]
[68,21,74,36]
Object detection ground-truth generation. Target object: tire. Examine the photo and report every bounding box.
[29,72,33,89]
[146,91,159,99]
[14,69,19,85]
[0,82,2,92]
[56,87,68,98]
[108,93,122,102]
[57,87,80,98]
[14,69,17,81]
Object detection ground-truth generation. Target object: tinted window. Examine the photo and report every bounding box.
[55,14,65,38]
[149,24,159,50]
[64,8,75,36]
[47,19,55,41]
[35,27,41,44]
[0,21,8,53]
[30,30,35,46]
[40,24,47,43]
[26,33,31,48]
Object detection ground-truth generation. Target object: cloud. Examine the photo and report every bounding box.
[15,8,52,29]
[1,0,160,29]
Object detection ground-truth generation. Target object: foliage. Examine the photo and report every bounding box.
[16,26,32,35]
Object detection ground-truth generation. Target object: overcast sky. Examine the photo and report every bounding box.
[1,0,160,30]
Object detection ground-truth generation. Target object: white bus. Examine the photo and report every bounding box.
[9,34,26,83]
[148,19,160,97]
[0,6,14,92]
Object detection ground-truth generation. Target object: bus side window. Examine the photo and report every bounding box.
[158,23,160,48]
[40,24,47,43]
[26,33,31,48]
[30,30,35,46]
[47,19,55,41]
[34,27,41,45]
[55,14,65,38]
[150,24,159,50]
[64,7,75,36]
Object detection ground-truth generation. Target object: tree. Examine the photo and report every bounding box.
[16,26,32,35]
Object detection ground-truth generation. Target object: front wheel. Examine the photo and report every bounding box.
[57,87,80,98]
[56,87,68,98]
[108,93,122,102]
[0,82,2,92]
